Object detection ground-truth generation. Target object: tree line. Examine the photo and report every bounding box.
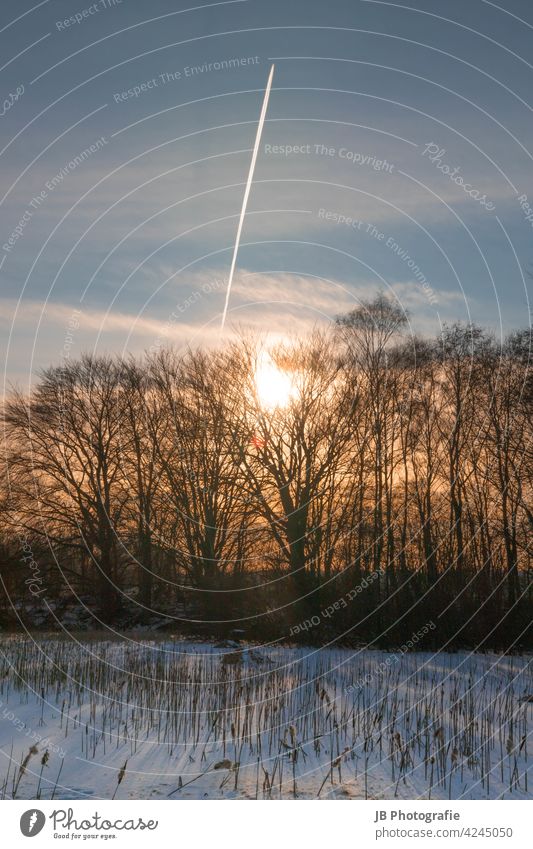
[1,294,532,648]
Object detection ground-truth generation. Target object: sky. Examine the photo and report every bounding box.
[1,0,532,386]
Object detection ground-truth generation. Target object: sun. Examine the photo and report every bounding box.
[254,350,297,411]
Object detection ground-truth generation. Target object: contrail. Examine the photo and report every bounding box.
[220,64,275,330]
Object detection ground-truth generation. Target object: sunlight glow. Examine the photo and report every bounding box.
[254,350,297,411]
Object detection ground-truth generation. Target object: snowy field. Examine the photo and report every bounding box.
[0,635,531,800]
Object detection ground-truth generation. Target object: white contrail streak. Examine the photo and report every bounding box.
[220,64,275,330]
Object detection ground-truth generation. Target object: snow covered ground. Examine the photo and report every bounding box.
[0,635,531,800]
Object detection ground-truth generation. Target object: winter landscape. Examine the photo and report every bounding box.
[1,0,533,816]
[0,635,531,801]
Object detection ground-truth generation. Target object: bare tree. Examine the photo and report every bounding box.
[4,356,128,619]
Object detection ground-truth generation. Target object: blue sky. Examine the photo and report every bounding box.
[1,0,532,386]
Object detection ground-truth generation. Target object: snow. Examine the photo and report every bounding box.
[0,635,531,800]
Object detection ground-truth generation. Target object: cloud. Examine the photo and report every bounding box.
[0,270,466,351]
